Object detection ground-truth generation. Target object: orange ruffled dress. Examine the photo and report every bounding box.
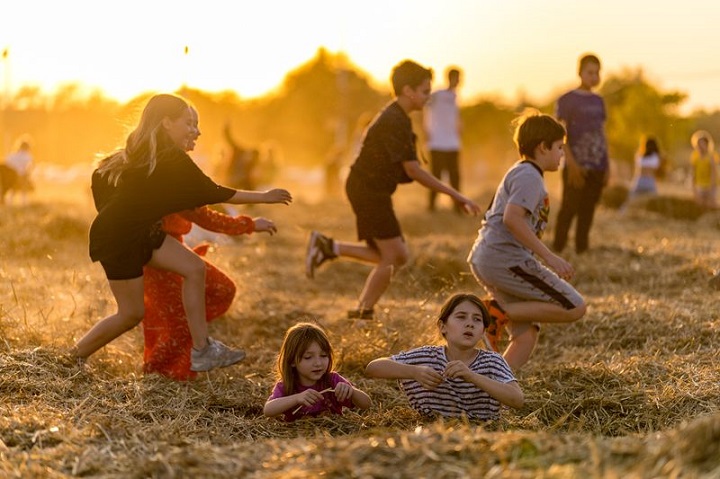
[142,206,254,380]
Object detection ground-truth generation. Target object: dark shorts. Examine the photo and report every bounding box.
[99,224,167,280]
[346,173,402,242]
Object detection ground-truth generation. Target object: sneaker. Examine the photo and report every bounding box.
[347,308,375,320]
[482,298,509,352]
[305,231,337,279]
[190,337,246,372]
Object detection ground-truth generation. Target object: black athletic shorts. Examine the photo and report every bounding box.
[346,173,402,242]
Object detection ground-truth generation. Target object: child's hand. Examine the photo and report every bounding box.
[264,188,293,205]
[334,382,353,402]
[444,360,472,381]
[253,217,277,235]
[413,366,444,390]
[546,253,574,280]
[454,194,482,216]
[461,199,482,216]
[296,389,324,408]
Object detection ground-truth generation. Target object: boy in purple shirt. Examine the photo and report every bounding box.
[552,53,609,254]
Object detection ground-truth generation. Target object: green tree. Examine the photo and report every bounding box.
[600,68,690,167]
[257,48,389,166]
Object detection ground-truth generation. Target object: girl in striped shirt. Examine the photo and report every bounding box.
[365,293,523,420]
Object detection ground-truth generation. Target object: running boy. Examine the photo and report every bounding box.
[306,60,481,320]
[467,112,587,370]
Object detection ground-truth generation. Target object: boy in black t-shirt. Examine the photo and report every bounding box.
[306,60,481,321]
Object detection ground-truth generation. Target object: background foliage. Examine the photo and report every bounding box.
[1,49,717,181]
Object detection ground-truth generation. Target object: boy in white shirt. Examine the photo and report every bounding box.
[424,67,462,212]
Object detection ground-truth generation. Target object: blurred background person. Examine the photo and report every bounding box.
[689,130,718,209]
[424,67,463,213]
[620,136,664,213]
[222,122,259,191]
[3,135,35,205]
[552,54,608,255]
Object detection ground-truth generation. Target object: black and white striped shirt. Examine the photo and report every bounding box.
[391,345,516,420]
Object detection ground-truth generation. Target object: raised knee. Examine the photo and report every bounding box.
[184,256,207,280]
[569,303,587,321]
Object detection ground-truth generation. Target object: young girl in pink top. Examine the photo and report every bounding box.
[264,322,371,421]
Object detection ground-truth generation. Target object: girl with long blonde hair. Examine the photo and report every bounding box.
[73,93,292,372]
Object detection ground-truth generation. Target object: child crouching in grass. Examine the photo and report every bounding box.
[264,322,372,421]
[365,293,523,420]
[467,112,586,370]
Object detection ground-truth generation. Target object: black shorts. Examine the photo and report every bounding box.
[99,225,167,280]
[346,173,402,242]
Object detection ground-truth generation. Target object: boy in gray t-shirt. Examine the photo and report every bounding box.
[467,112,587,370]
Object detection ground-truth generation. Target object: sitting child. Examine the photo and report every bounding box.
[365,293,523,420]
[264,322,372,421]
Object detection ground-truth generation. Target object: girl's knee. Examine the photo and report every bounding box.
[183,256,207,280]
[508,322,539,344]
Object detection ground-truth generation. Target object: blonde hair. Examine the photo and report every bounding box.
[691,130,715,152]
[275,322,334,396]
[97,93,189,186]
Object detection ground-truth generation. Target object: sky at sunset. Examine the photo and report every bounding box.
[2,0,719,112]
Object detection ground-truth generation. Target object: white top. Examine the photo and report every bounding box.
[424,89,460,151]
[637,152,660,170]
[5,151,33,175]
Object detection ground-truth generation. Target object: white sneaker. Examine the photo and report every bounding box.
[190,338,246,372]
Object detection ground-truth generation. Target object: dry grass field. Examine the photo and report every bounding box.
[1,169,720,478]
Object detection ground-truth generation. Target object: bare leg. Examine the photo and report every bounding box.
[356,237,409,310]
[500,301,585,370]
[72,277,145,358]
[502,326,539,370]
[336,241,381,263]
[148,236,209,350]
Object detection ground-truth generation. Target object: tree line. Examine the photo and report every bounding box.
[1,49,717,180]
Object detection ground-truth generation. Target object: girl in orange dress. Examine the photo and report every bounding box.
[143,207,273,380]
[142,106,278,380]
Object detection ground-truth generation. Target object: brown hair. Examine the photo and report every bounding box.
[276,322,334,395]
[391,60,433,96]
[513,110,566,159]
[578,53,601,74]
[436,293,490,335]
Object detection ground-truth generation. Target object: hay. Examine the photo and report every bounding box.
[2,188,720,477]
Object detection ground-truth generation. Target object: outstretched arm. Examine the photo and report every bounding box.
[402,161,481,215]
[180,206,255,235]
[226,188,292,206]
